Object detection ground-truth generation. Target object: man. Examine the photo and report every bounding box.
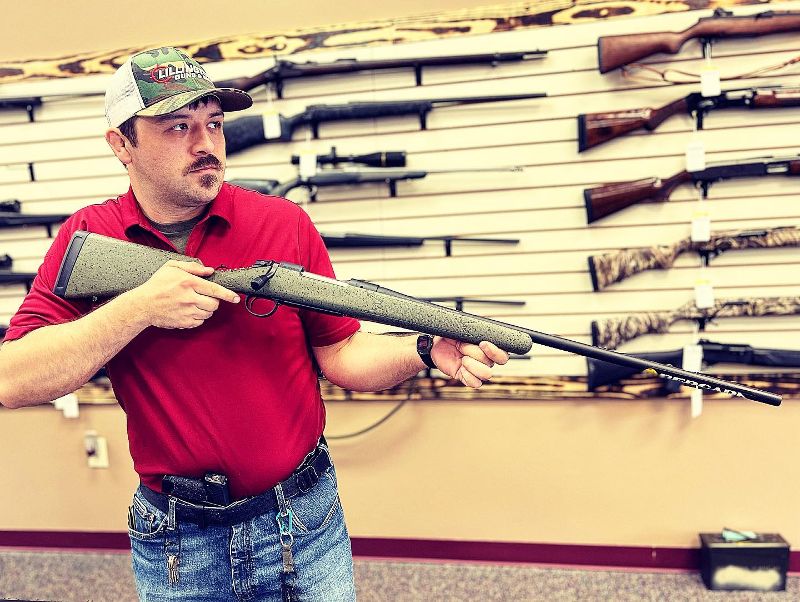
[0,47,508,601]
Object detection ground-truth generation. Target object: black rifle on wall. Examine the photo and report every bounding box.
[290,147,407,168]
[588,225,800,291]
[578,86,800,152]
[322,233,519,256]
[0,200,70,238]
[229,165,521,199]
[587,339,800,391]
[216,50,548,98]
[598,8,800,73]
[52,231,782,405]
[0,97,42,122]
[584,154,800,223]
[0,255,36,292]
[222,92,546,154]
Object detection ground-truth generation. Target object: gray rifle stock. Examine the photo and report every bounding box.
[52,231,782,406]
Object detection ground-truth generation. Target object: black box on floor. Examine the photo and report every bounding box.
[699,532,789,591]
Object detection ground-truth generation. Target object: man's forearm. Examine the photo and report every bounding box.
[0,291,150,408]
[315,331,425,392]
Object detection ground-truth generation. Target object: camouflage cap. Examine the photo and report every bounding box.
[104,46,252,128]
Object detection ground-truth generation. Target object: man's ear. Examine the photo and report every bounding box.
[105,129,132,165]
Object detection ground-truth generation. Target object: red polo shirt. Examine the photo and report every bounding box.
[5,183,360,499]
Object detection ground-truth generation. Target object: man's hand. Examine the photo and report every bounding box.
[124,260,240,329]
[431,338,510,389]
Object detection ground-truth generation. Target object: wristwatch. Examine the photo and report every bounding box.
[416,334,436,369]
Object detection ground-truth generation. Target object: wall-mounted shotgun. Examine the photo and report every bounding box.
[223,93,546,154]
[578,86,800,152]
[216,50,547,98]
[0,200,70,237]
[291,147,406,168]
[229,165,521,199]
[584,154,800,223]
[0,255,36,292]
[598,8,800,73]
[587,339,800,391]
[0,97,42,122]
[589,225,800,290]
[52,231,782,405]
[592,297,800,351]
[321,233,519,257]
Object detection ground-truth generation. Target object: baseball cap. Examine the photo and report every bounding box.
[104,46,252,128]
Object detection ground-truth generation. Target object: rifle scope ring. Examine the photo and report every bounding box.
[245,295,280,318]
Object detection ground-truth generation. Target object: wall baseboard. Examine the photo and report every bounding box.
[0,531,796,572]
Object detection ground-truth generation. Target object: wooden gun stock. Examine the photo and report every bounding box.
[584,171,693,223]
[578,98,689,151]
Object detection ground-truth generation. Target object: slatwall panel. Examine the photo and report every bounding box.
[1,2,800,381]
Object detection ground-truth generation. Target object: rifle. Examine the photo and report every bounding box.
[0,200,70,238]
[589,225,800,291]
[222,93,546,154]
[216,50,548,98]
[0,97,42,122]
[421,297,526,311]
[291,147,406,168]
[578,86,800,152]
[584,154,800,223]
[51,231,781,405]
[321,233,519,257]
[0,255,36,292]
[592,297,800,351]
[598,8,800,73]
[229,165,521,199]
[587,339,800,391]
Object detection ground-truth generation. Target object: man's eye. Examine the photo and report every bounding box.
[209,121,223,129]
[171,123,188,131]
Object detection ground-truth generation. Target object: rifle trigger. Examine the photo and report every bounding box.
[245,295,280,318]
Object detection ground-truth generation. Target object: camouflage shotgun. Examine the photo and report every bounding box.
[223,92,546,154]
[51,231,782,405]
[584,154,800,223]
[578,85,800,152]
[592,297,800,351]
[587,339,800,391]
[229,165,521,199]
[598,8,800,73]
[589,225,800,290]
[290,147,406,169]
[216,50,547,98]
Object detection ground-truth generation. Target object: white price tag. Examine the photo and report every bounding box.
[700,67,721,98]
[694,279,715,309]
[685,140,706,172]
[262,112,282,140]
[690,388,703,418]
[690,210,711,242]
[53,392,79,418]
[298,152,318,178]
[682,343,704,372]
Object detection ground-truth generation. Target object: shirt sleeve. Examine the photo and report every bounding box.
[296,210,361,348]
[3,215,92,343]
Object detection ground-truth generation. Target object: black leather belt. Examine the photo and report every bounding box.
[139,445,332,527]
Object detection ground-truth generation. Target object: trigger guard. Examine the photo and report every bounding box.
[245,295,280,318]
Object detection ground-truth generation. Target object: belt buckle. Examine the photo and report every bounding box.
[296,465,318,493]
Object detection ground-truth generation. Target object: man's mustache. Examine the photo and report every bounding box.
[186,155,222,174]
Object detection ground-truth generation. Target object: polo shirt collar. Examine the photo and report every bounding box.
[121,183,234,236]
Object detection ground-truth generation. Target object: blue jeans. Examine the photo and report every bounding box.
[128,465,356,601]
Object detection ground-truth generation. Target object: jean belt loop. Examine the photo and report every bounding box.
[167,497,177,531]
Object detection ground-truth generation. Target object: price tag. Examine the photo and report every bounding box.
[685,140,706,172]
[682,343,704,372]
[262,112,282,140]
[298,152,318,178]
[53,392,79,418]
[694,279,715,309]
[690,210,711,242]
[690,388,703,418]
[700,67,721,98]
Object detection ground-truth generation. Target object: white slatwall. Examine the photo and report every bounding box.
[2,2,800,379]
